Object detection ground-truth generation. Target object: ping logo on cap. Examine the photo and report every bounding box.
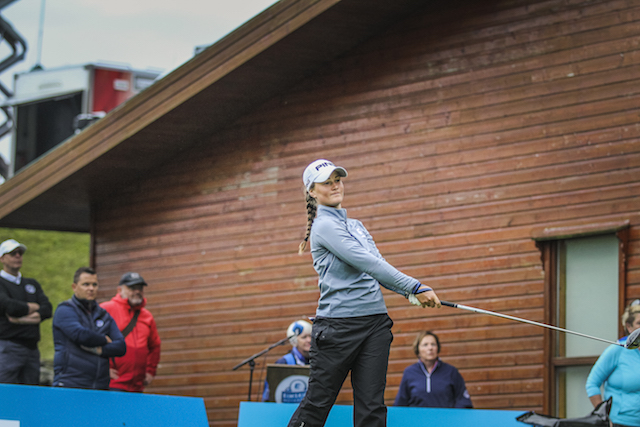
[315,161,333,170]
[303,159,347,190]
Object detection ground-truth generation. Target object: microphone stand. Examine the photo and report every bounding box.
[232,334,295,401]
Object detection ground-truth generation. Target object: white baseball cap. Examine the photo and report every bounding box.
[302,159,348,190]
[0,239,27,257]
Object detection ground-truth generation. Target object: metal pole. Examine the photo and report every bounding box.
[35,0,46,68]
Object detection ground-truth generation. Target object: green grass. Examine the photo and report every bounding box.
[1,227,90,361]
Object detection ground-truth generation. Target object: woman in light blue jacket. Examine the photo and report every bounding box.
[287,159,441,427]
[586,301,640,427]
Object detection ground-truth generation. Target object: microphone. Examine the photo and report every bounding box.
[291,322,304,336]
[286,322,305,341]
[286,319,311,342]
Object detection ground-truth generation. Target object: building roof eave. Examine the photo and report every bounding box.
[0,0,425,232]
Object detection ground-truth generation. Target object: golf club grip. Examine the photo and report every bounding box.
[440,301,457,308]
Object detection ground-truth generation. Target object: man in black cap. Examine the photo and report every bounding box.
[0,238,52,384]
[101,272,161,392]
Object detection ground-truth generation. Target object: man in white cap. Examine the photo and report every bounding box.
[0,238,52,384]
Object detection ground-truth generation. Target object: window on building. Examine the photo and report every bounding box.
[533,223,629,417]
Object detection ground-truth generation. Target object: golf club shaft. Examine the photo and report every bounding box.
[441,301,622,347]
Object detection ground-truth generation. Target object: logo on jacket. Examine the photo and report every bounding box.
[96,319,104,328]
[356,227,366,237]
[25,284,36,294]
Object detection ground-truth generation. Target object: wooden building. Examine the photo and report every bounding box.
[1,0,639,425]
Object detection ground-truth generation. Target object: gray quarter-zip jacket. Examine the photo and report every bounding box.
[310,205,421,318]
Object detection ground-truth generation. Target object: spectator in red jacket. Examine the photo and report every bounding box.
[101,272,161,392]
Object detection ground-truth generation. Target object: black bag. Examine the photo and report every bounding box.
[516,397,612,427]
[121,310,140,338]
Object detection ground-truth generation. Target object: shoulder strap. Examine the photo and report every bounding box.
[121,310,140,338]
[282,353,296,364]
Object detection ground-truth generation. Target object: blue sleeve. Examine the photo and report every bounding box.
[394,368,411,406]
[261,356,288,401]
[101,315,126,358]
[586,345,619,397]
[52,304,109,347]
[451,368,473,408]
[313,219,420,297]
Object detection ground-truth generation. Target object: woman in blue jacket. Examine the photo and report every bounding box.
[287,159,441,427]
[586,301,640,427]
[262,320,312,402]
[394,331,472,408]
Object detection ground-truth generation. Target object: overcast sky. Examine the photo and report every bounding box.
[0,0,279,171]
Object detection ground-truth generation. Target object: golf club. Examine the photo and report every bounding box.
[626,327,640,349]
[441,300,637,349]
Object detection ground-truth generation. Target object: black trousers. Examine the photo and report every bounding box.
[0,339,40,385]
[288,314,394,427]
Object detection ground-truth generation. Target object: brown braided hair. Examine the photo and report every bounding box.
[298,187,318,254]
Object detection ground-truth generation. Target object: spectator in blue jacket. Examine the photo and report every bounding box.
[52,267,126,389]
[262,319,312,402]
[394,331,473,408]
[586,300,640,427]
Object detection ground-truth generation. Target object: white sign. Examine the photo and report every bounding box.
[274,375,309,404]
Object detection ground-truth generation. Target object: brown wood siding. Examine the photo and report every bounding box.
[93,0,640,425]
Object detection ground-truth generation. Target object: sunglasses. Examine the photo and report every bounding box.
[4,250,24,257]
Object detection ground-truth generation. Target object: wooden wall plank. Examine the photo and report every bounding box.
[92,1,640,425]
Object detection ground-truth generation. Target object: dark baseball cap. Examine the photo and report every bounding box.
[119,272,148,287]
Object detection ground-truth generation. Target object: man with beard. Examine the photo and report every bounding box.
[101,272,161,392]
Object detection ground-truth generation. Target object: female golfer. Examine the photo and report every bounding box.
[288,159,441,427]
